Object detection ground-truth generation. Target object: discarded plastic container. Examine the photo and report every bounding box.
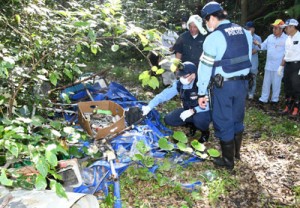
[58,159,83,190]
[203,170,216,181]
[1,188,99,208]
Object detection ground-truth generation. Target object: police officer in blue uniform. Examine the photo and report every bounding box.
[197,2,252,169]
[142,62,211,142]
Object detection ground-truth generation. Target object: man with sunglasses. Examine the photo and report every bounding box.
[142,62,211,143]
[197,2,252,169]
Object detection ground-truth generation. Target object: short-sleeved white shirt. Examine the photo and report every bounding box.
[284,31,300,62]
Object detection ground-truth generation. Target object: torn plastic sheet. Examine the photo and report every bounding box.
[61,81,204,203]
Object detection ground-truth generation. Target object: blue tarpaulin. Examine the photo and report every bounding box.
[62,80,202,207]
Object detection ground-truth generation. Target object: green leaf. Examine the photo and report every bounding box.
[142,156,154,168]
[50,129,61,138]
[158,160,171,172]
[207,148,221,157]
[148,76,159,89]
[88,30,96,42]
[49,72,58,86]
[0,169,13,186]
[156,173,169,186]
[151,66,158,72]
[50,121,62,129]
[50,180,67,198]
[15,14,21,25]
[91,44,98,55]
[36,75,48,81]
[195,151,208,159]
[158,138,174,151]
[45,150,58,167]
[76,44,82,53]
[177,142,193,153]
[136,140,149,154]
[5,141,19,158]
[111,44,119,52]
[63,68,73,80]
[138,34,148,46]
[155,68,165,75]
[191,140,206,152]
[36,157,48,177]
[132,153,143,161]
[31,116,44,127]
[35,174,47,190]
[74,21,90,27]
[173,131,188,143]
[138,71,150,80]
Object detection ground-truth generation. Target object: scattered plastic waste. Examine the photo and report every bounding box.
[202,170,216,181]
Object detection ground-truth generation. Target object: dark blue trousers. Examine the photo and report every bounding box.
[212,80,248,142]
[164,108,211,131]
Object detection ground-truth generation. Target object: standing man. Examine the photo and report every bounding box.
[254,19,287,107]
[173,14,207,137]
[173,14,207,67]
[278,19,300,116]
[245,21,262,100]
[197,2,252,170]
[142,62,211,143]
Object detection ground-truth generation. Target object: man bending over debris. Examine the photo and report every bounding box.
[142,61,211,143]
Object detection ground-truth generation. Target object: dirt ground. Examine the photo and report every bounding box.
[112,78,300,208]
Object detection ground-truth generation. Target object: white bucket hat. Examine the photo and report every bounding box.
[187,15,207,35]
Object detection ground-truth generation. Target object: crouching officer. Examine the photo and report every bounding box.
[142,61,211,142]
[198,2,252,169]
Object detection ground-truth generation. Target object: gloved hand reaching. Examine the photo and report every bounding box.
[277,65,284,76]
[142,105,151,116]
[180,109,195,121]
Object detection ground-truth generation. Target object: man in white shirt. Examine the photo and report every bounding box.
[254,19,287,108]
[278,19,300,116]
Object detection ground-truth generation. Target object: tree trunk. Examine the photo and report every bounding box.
[241,0,248,25]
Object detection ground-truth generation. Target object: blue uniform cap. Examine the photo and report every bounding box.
[245,21,254,29]
[177,61,197,77]
[201,2,223,19]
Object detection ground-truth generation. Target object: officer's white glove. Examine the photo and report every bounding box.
[277,65,284,76]
[142,105,151,116]
[180,109,195,121]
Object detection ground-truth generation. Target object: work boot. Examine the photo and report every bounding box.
[199,130,210,143]
[214,140,235,170]
[186,124,197,137]
[234,132,243,160]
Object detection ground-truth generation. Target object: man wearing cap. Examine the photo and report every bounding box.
[173,14,208,137]
[245,21,262,100]
[278,19,300,116]
[197,2,252,170]
[142,61,211,143]
[173,15,208,67]
[254,19,287,108]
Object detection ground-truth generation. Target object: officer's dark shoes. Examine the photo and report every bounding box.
[199,130,210,143]
[234,132,243,160]
[186,125,197,137]
[213,140,235,170]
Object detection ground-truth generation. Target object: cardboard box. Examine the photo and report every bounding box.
[78,100,125,139]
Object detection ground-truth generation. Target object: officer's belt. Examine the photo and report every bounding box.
[223,75,249,81]
[213,55,249,67]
